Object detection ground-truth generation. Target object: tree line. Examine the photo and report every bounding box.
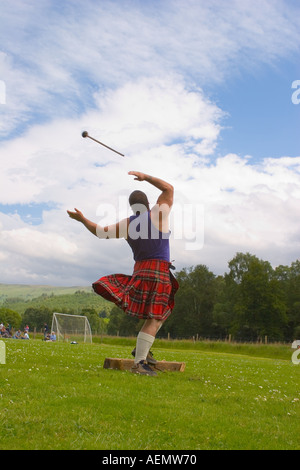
[108,252,300,342]
[1,252,299,342]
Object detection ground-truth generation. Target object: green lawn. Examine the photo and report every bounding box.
[0,339,299,450]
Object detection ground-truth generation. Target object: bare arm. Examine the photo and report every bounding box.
[128,171,174,207]
[128,171,174,233]
[67,209,128,239]
[67,209,97,235]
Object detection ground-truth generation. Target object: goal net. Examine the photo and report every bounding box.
[51,312,92,343]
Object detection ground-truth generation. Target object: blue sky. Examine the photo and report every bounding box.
[214,63,300,159]
[0,0,299,285]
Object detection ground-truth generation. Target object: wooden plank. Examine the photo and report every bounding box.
[103,358,134,371]
[154,361,186,372]
[103,357,185,372]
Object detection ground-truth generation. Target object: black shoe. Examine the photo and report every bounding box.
[131,348,157,365]
[131,360,157,376]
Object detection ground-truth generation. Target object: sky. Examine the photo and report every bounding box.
[0,0,299,286]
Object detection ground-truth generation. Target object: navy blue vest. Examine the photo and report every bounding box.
[126,211,170,262]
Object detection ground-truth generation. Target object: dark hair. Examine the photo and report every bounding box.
[129,190,150,214]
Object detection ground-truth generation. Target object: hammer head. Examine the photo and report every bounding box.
[82,131,88,138]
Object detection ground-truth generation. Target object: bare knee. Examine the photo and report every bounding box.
[141,319,163,336]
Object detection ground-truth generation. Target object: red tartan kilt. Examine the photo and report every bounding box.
[92,259,179,321]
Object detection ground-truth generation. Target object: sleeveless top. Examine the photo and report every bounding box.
[126,211,170,262]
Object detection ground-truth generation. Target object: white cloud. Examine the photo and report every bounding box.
[0,76,223,205]
[1,0,299,136]
[1,117,300,285]
[0,227,77,259]
[179,154,300,273]
[0,76,226,283]
[0,0,299,285]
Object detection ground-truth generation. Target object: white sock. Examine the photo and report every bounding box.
[134,332,155,364]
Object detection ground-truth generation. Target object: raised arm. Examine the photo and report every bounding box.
[128,171,174,207]
[67,209,97,235]
[67,209,128,239]
[128,171,174,233]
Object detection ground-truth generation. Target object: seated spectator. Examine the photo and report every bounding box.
[1,326,11,338]
[21,331,29,340]
[13,329,22,339]
[50,331,56,341]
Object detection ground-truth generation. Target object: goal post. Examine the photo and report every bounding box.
[51,313,92,343]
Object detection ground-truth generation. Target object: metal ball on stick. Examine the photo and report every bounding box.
[81,131,125,157]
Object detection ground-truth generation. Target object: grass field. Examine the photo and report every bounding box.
[0,338,299,450]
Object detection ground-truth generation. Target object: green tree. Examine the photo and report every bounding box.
[226,253,287,341]
[211,276,232,338]
[164,265,220,338]
[107,306,141,336]
[22,307,53,331]
[81,308,107,335]
[275,261,300,340]
[0,307,22,330]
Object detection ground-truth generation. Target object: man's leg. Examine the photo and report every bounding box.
[141,318,163,336]
[133,319,162,364]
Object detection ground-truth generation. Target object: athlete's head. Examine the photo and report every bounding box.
[129,190,150,215]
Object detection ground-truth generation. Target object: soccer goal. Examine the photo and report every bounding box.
[51,313,92,343]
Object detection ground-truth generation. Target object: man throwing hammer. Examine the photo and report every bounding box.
[67,171,179,376]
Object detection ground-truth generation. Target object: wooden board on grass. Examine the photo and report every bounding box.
[103,357,185,372]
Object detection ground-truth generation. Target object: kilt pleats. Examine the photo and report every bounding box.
[92,259,179,321]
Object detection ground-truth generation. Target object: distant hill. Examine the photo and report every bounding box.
[0,284,92,303]
[0,284,111,316]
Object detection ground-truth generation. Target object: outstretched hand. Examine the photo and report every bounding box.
[128,171,146,181]
[67,208,85,223]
